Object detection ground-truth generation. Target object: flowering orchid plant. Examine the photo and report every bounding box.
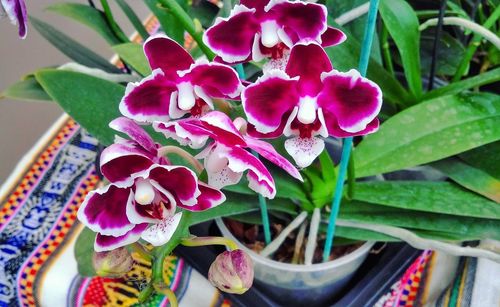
[3,0,500,303]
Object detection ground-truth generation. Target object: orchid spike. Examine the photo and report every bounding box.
[154,111,303,199]
[203,0,345,64]
[120,34,243,122]
[1,0,27,38]
[242,42,382,168]
[78,164,225,252]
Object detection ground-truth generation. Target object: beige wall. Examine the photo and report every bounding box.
[0,0,148,183]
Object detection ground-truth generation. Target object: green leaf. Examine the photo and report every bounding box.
[74,227,97,276]
[422,67,500,101]
[144,0,184,44]
[432,158,500,202]
[189,0,220,28]
[35,69,124,145]
[355,92,500,177]
[352,181,500,220]
[379,0,422,98]
[327,21,412,107]
[186,192,297,226]
[339,200,500,240]
[112,43,151,76]
[29,16,121,73]
[459,141,500,180]
[46,3,121,45]
[1,76,52,102]
[115,0,150,39]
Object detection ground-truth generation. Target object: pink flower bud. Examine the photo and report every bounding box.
[92,247,133,278]
[208,249,254,294]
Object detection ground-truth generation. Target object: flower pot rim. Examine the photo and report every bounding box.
[216,218,375,273]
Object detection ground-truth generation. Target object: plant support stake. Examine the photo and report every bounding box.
[323,0,380,262]
[235,63,272,245]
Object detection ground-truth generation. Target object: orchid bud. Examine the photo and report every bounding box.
[208,249,254,294]
[92,247,133,278]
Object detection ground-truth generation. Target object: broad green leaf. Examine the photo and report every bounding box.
[35,69,124,145]
[327,21,412,107]
[339,200,500,240]
[1,76,52,102]
[432,158,500,203]
[355,92,500,177]
[30,16,121,73]
[334,226,399,242]
[352,181,500,220]
[46,3,121,45]
[74,227,97,276]
[115,0,150,39]
[190,0,220,28]
[186,193,297,226]
[459,141,500,180]
[144,0,184,44]
[112,43,151,76]
[379,0,422,98]
[422,67,500,101]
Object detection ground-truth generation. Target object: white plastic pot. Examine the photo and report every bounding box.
[216,218,374,305]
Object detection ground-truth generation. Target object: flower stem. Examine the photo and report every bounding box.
[157,0,215,60]
[138,284,154,303]
[158,146,204,174]
[347,151,355,199]
[323,0,380,263]
[235,63,272,246]
[180,236,238,251]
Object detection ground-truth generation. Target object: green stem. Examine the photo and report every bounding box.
[452,5,500,82]
[138,284,154,303]
[180,236,238,250]
[157,0,215,60]
[347,151,355,199]
[100,0,129,43]
[380,23,395,77]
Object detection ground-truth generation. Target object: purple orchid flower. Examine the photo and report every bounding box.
[154,111,303,199]
[78,117,225,251]
[119,34,243,123]
[1,0,27,38]
[203,0,345,64]
[242,42,382,168]
[0,0,28,39]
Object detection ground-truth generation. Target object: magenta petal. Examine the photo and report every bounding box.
[285,42,332,96]
[239,0,268,13]
[3,0,28,38]
[120,69,177,122]
[321,27,347,47]
[226,147,276,198]
[271,1,327,44]
[318,69,382,133]
[78,184,135,237]
[180,182,226,211]
[143,34,194,78]
[242,70,299,134]
[184,61,243,99]
[154,119,212,149]
[100,143,155,182]
[109,117,156,153]
[327,117,380,138]
[95,223,148,252]
[201,111,247,147]
[247,170,275,199]
[145,165,200,207]
[203,5,259,63]
[244,137,303,181]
